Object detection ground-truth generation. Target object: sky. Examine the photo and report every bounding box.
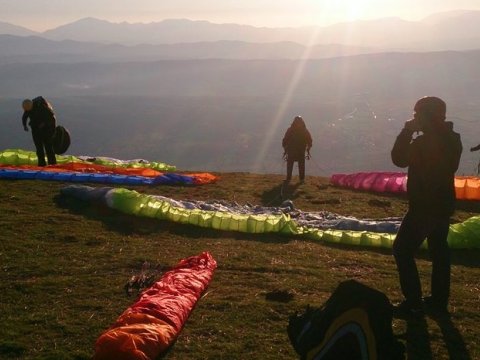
[1,0,480,31]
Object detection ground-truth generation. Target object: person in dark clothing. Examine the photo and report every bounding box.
[470,144,480,174]
[22,97,57,166]
[391,96,462,317]
[282,116,313,183]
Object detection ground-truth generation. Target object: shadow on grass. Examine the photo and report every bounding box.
[261,182,301,206]
[295,235,480,268]
[54,194,480,265]
[405,317,433,360]
[433,314,471,360]
[407,248,480,268]
[398,313,471,360]
[0,341,26,358]
[54,194,291,245]
[456,199,480,213]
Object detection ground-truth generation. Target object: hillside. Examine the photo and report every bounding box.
[0,35,377,63]
[0,174,479,359]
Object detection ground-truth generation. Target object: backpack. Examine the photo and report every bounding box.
[32,96,55,114]
[288,280,404,360]
[52,125,71,155]
[29,96,56,129]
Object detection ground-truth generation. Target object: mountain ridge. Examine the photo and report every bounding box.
[0,34,378,63]
[0,20,39,36]
[2,10,480,50]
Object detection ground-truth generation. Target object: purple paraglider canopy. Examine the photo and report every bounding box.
[330,172,407,194]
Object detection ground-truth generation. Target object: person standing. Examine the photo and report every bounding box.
[391,96,462,317]
[470,143,480,175]
[282,116,312,184]
[22,96,57,166]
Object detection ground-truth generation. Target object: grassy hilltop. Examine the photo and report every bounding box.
[0,173,479,359]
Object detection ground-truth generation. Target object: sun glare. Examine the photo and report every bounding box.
[252,0,378,174]
[309,0,379,25]
[252,26,322,174]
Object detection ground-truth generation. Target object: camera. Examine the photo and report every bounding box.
[405,118,423,132]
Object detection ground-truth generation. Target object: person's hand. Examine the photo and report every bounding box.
[306,151,311,160]
[23,126,28,132]
[404,119,422,132]
[282,153,287,161]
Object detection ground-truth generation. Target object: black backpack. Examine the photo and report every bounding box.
[31,97,70,154]
[30,96,56,129]
[52,125,71,155]
[32,96,55,114]
[288,280,404,360]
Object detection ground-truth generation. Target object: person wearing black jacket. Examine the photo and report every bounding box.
[391,96,462,317]
[470,144,480,174]
[282,116,313,184]
[22,97,57,166]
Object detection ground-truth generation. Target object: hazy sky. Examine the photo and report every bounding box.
[2,0,480,31]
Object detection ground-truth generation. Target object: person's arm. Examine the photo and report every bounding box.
[50,113,57,129]
[282,129,289,160]
[282,130,288,148]
[306,129,313,151]
[391,127,414,168]
[431,123,462,173]
[22,112,29,131]
[453,135,463,172]
[446,132,462,173]
[470,144,480,152]
[305,129,312,158]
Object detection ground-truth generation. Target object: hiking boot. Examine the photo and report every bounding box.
[423,296,449,317]
[393,300,424,319]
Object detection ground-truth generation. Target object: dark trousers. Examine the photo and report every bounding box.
[32,128,56,166]
[286,157,305,181]
[393,211,451,306]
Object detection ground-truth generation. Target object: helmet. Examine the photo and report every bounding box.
[414,96,446,120]
[22,99,33,112]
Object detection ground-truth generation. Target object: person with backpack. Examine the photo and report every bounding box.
[391,96,462,317]
[282,116,312,184]
[22,96,57,166]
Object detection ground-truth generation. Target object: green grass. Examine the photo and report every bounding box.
[0,174,479,359]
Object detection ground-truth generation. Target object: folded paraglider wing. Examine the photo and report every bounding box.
[93,252,217,360]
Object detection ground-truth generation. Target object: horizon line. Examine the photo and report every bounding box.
[1,8,479,33]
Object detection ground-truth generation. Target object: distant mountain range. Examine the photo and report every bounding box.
[1,10,480,50]
[0,21,37,37]
[0,34,376,63]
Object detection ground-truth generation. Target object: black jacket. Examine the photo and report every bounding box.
[22,96,56,131]
[391,122,462,216]
[282,126,313,161]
